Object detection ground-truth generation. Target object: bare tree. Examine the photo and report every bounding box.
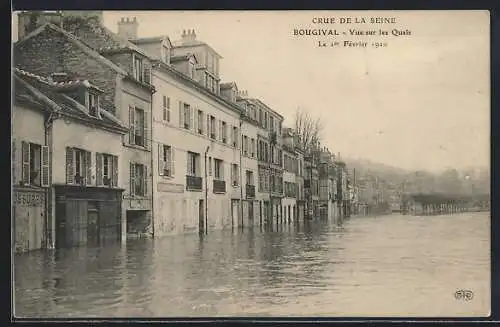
[294,107,323,153]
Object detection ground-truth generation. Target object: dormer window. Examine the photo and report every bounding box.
[161,46,170,64]
[188,60,195,79]
[133,54,144,81]
[88,92,100,117]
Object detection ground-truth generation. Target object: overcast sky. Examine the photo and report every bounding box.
[12,11,490,173]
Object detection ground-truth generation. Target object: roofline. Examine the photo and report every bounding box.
[131,36,173,48]
[173,43,223,59]
[15,23,128,76]
[153,60,247,117]
[251,98,284,120]
[14,72,128,135]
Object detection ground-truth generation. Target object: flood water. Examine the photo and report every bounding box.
[14,212,490,318]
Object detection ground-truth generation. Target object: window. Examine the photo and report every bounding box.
[214,159,224,180]
[130,162,147,196]
[96,153,118,187]
[187,152,200,177]
[246,170,254,186]
[221,121,227,143]
[209,116,216,139]
[208,156,212,176]
[88,92,100,117]
[158,144,175,177]
[65,147,91,185]
[161,46,170,64]
[188,60,195,79]
[20,141,49,187]
[133,55,144,82]
[259,109,263,125]
[129,106,148,148]
[162,95,170,122]
[264,112,268,129]
[183,103,191,129]
[232,126,239,147]
[197,110,204,134]
[251,138,255,157]
[270,116,274,132]
[231,164,239,186]
[243,136,248,155]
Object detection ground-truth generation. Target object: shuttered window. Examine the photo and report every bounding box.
[162,95,170,122]
[66,147,91,185]
[129,106,148,149]
[158,144,174,177]
[20,141,49,187]
[130,162,148,197]
[96,153,119,187]
[197,110,204,134]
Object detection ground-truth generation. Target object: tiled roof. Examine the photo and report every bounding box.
[59,15,149,57]
[13,68,127,132]
[220,82,237,89]
[170,54,195,63]
[16,23,128,76]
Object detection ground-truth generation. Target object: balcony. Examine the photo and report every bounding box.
[246,184,256,198]
[213,179,226,194]
[186,175,202,191]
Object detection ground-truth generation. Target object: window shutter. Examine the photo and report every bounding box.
[129,162,135,196]
[144,111,149,149]
[41,145,50,187]
[85,151,92,185]
[219,121,223,141]
[162,95,167,121]
[11,139,16,184]
[21,141,30,184]
[171,148,175,176]
[129,106,135,145]
[190,107,195,131]
[96,153,103,186]
[179,101,184,127]
[158,144,165,176]
[200,112,205,134]
[66,147,74,184]
[187,153,191,176]
[112,155,118,187]
[144,66,151,84]
[215,120,219,140]
[207,116,210,137]
[194,110,198,133]
[143,165,148,196]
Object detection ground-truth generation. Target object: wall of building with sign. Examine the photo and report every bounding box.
[13,187,46,252]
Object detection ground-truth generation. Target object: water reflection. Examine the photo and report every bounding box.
[14,212,490,317]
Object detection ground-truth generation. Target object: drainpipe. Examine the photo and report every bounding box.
[239,120,244,229]
[44,112,57,249]
[204,145,210,234]
[150,82,157,239]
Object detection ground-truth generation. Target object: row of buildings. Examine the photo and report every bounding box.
[12,11,356,252]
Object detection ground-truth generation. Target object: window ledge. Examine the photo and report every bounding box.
[123,143,150,152]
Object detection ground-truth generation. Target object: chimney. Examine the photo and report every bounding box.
[181,28,197,44]
[17,11,63,41]
[117,17,138,40]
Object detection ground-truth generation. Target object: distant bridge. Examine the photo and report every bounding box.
[401,193,490,215]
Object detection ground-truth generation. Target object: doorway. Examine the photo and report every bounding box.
[198,199,205,234]
[87,201,99,246]
[248,201,254,225]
